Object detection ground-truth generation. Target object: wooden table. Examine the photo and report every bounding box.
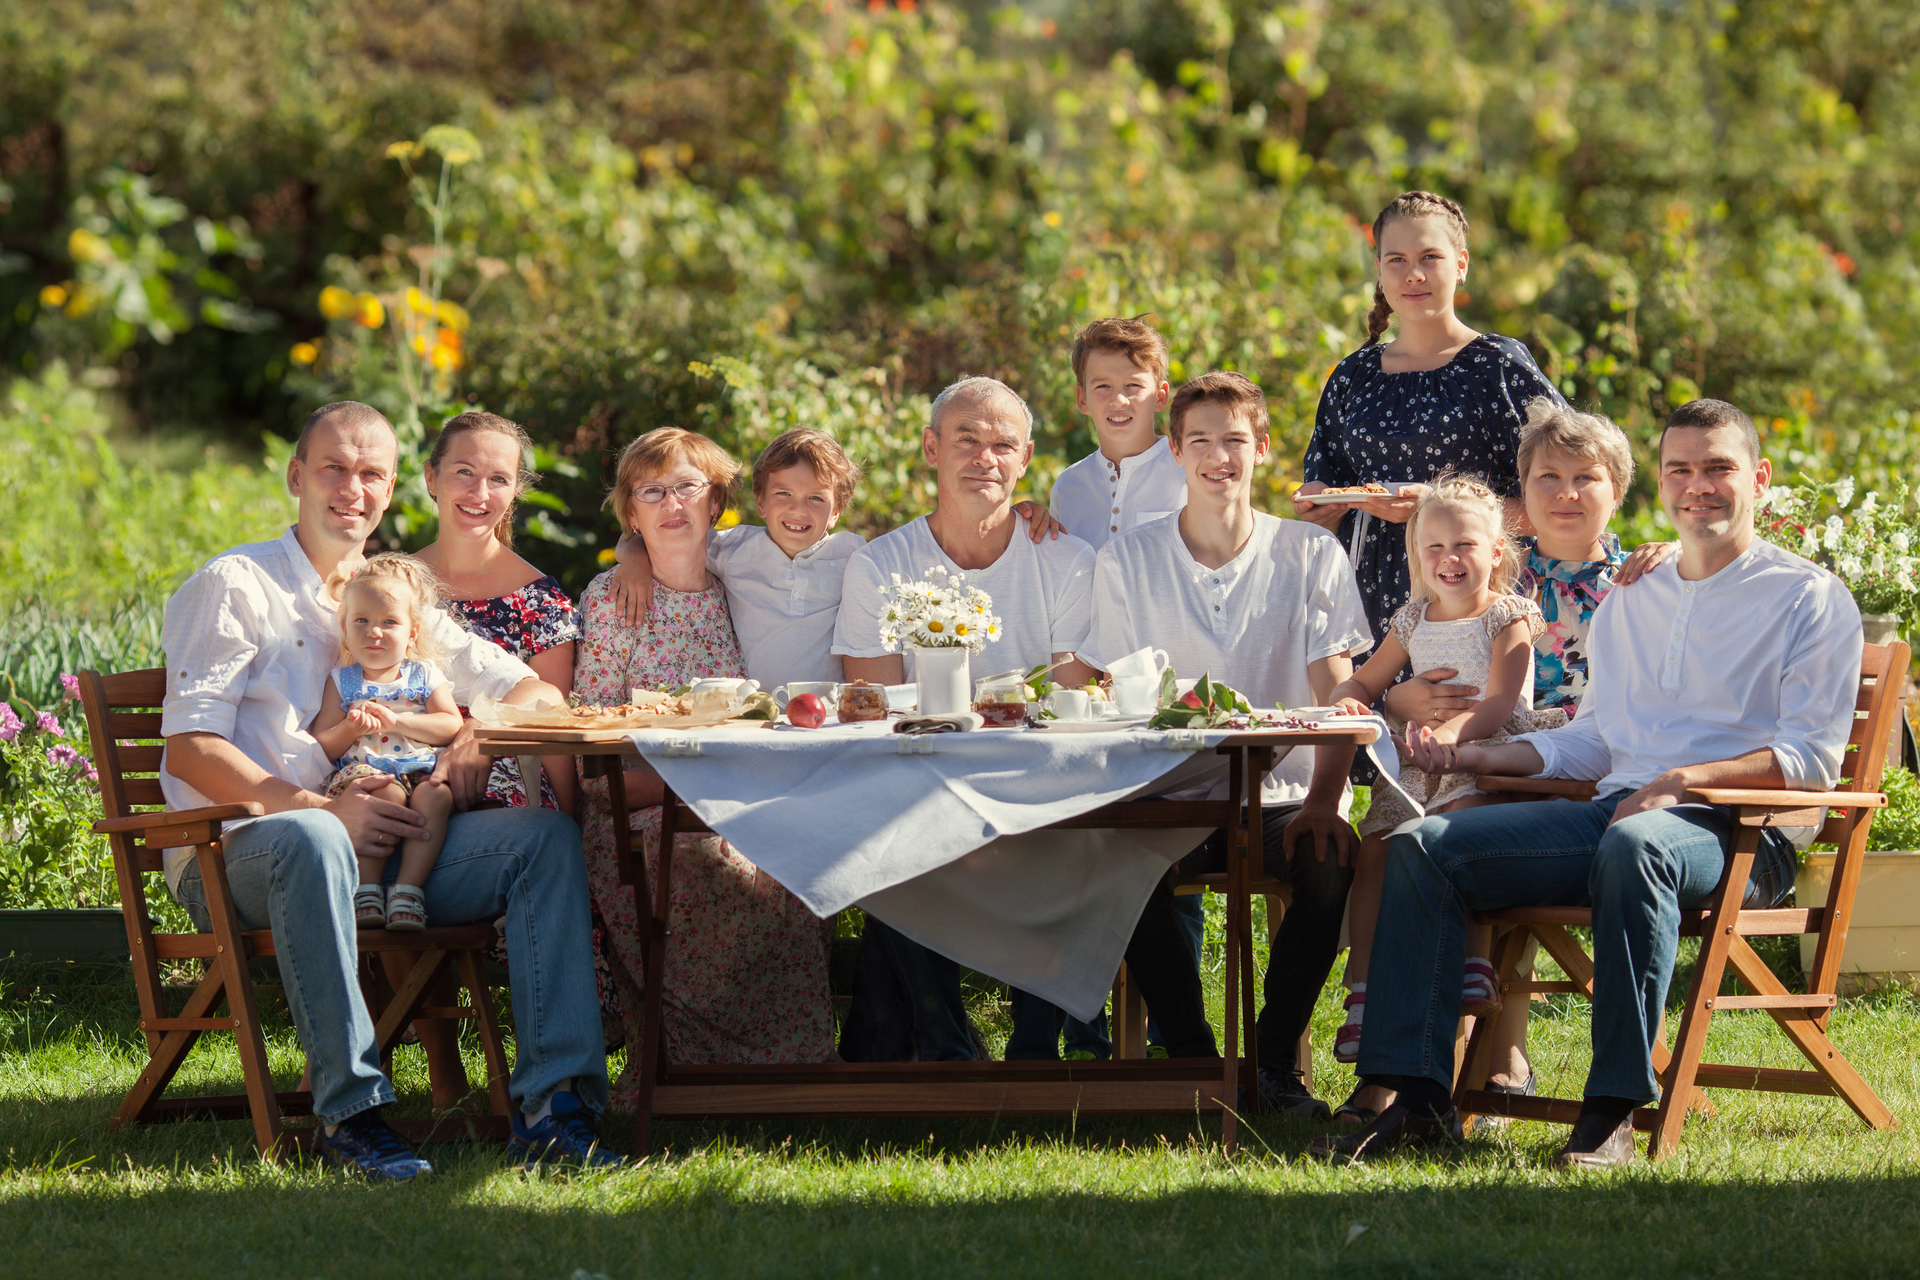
[478,724,1378,1154]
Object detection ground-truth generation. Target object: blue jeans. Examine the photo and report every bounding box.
[175,807,608,1125]
[1358,793,1797,1102]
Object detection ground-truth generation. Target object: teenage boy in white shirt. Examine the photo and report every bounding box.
[1081,370,1374,1110]
[1321,399,1860,1167]
[1048,315,1189,551]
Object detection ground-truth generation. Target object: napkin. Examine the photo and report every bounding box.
[893,711,984,734]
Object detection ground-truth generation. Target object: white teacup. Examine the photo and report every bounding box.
[773,681,840,709]
[1107,646,1172,682]
[1047,688,1092,721]
[1112,676,1159,717]
[686,677,758,699]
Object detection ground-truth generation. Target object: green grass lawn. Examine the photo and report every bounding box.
[6,949,1920,1280]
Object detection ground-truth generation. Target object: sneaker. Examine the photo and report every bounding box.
[314,1108,433,1182]
[1258,1067,1332,1121]
[512,1091,625,1170]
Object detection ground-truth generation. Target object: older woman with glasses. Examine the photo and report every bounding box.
[575,429,835,1104]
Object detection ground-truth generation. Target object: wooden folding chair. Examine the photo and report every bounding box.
[79,668,513,1157]
[1452,640,1909,1158]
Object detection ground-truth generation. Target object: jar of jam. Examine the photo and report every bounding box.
[972,670,1029,728]
[836,679,890,722]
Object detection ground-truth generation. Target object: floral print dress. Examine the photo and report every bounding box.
[1515,534,1629,714]
[443,575,581,807]
[573,571,835,1102]
[1303,334,1563,644]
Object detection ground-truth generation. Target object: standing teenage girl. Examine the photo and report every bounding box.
[1294,191,1563,646]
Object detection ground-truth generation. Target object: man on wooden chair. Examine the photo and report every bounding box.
[1315,399,1860,1167]
[160,401,618,1179]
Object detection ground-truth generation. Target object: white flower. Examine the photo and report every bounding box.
[1764,486,1796,513]
[1801,530,1820,557]
[1862,492,1881,513]
[1837,553,1864,579]
[1824,515,1845,551]
[1834,477,1856,508]
[1872,550,1887,574]
[1894,531,1912,553]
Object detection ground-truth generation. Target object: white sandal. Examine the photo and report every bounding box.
[354,884,386,929]
[385,883,428,932]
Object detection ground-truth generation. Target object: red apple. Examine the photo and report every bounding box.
[1179,690,1204,709]
[787,692,829,728]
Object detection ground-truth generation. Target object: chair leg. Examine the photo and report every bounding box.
[1648,840,1756,1160]
[111,965,228,1130]
[195,841,285,1158]
[457,948,515,1119]
[1723,936,1895,1130]
[1110,961,1147,1060]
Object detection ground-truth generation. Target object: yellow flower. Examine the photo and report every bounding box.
[354,294,385,328]
[428,341,460,371]
[68,228,112,264]
[385,140,422,162]
[927,619,946,633]
[318,285,356,320]
[289,341,319,366]
[1042,210,1063,229]
[434,298,470,333]
[38,284,68,308]
[717,508,742,529]
[955,622,970,636]
[597,546,617,566]
[406,287,434,316]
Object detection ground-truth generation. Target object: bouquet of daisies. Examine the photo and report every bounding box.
[878,565,1003,655]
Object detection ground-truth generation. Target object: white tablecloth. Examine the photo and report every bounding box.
[627,716,1408,1019]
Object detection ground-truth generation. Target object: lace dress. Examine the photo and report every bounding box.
[573,571,835,1104]
[1359,594,1565,837]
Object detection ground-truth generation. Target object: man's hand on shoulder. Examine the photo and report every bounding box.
[321,774,429,858]
[1284,800,1358,866]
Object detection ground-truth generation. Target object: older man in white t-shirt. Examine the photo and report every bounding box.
[1081,370,1373,1114]
[832,377,1127,1061]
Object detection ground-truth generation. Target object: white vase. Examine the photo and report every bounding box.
[913,645,971,716]
[1862,611,1901,647]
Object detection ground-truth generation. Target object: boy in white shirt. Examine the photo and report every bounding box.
[1048,315,1189,550]
[609,429,865,686]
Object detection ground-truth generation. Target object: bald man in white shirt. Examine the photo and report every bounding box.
[1321,400,1860,1167]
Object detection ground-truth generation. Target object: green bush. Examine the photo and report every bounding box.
[1868,766,1920,854]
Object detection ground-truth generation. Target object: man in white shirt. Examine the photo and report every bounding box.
[1081,370,1374,1111]
[1048,316,1188,551]
[161,402,618,1178]
[832,376,1105,1060]
[1321,400,1860,1167]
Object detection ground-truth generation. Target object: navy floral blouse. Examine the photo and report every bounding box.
[445,575,581,807]
[1302,334,1564,644]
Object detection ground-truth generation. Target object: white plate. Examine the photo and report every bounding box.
[1296,483,1419,506]
[1033,715,1154,733]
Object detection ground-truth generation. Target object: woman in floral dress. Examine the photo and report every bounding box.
[577,428,834,1106]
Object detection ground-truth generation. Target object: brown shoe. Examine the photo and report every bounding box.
[1553,1112,1638,1168]
[1309,1103,1464,1162]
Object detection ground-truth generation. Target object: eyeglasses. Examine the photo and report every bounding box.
[630,479,711,504]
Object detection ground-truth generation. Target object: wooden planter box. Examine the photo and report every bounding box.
[0,908,129,964]
[1798,851,1920,994]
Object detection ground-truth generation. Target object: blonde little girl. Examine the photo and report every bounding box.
[1328,475,1560,1065]
[309,554,464,931]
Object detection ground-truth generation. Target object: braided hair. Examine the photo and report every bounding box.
[1363,191,1471,347]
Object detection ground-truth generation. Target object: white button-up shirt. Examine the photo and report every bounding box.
[158,527,536,890]
[710,525,864,687]
[1081,512,1373,804]
[1517,536,1862,796]
[1049,436,1189,552]
[833,513,1096,678]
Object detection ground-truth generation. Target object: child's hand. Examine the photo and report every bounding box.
[1405,723,1489,776]
[1613,540,1677,586]
[345,702,384,734]
[1012,500,1067,541]
[1331,696,1372,717]
[608,552,656,628]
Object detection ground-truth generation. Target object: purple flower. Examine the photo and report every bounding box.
[46,743,83,769]
[0,704,19,742]
[59,673,80,701]
[36,711,62,738]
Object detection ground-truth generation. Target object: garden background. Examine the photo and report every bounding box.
[5,3,1920,1273]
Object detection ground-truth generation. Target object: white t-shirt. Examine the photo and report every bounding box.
[1082,511,1373,804]
[833,513,1096,678]
[1049,436,1189,553]
[709,525,864,687]
[159,527,535,891]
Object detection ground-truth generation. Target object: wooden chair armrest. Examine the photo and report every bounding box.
[94,802,265,835]
[1686,788,1885,810]
[1475,776,1599,800]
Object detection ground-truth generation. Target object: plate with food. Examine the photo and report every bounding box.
[1295,482,1421,506]
[471,687,776,740]
[1032,715,1154,733]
